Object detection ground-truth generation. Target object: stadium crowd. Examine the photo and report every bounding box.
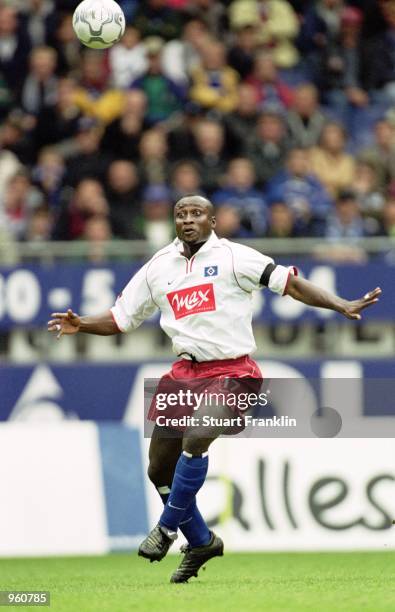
[1,0,395,257]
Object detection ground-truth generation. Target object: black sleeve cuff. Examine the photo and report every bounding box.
[260,263,277,287]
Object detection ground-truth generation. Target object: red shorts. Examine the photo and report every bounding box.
[147,355,263,427]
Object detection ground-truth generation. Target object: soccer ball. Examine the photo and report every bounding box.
[73,0,126,49]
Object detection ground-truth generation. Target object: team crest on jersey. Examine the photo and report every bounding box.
[204,265,218,277]
[167,283,216,319]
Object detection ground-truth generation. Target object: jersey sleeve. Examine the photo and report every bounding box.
[231,242,297,295]
[264,264,298,295]
[110,262,158,332]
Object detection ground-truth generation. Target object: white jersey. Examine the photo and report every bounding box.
[111,232,296,362]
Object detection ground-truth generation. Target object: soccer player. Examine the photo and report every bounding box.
[48,195,381,583]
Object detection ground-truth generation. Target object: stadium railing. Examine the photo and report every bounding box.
[1,236,394,263]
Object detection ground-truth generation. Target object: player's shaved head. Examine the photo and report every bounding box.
[174,195,215,218]
[174,194,216,248]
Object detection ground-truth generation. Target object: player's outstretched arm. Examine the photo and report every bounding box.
[47,309,119,339]
[285,275,382,320]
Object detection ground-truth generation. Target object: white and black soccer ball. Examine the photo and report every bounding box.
[73,0,126,49]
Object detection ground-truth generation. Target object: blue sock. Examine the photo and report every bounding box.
[159,452,210,545]
[157,485,211,548]
[178,499,211,547]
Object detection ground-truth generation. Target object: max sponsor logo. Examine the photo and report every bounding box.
[167,283,216,319]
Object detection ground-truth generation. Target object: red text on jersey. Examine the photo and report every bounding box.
[167,283,216,319]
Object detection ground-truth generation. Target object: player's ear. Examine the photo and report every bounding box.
[211,216,216,228]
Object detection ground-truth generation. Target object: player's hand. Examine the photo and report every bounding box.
[341,287,382,320]
[48,309,81,339]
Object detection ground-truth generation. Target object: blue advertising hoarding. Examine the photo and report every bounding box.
[0,260,393,330]
[1,360,394,423]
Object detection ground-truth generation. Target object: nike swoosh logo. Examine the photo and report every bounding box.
[167,279,175,285]
[168,501,186,510]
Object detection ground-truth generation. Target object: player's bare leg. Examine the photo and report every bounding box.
[138,426,182,562]
[139,424,218,565]
[140,405,237,580]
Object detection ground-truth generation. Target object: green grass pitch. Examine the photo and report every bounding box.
[0,551,394,611]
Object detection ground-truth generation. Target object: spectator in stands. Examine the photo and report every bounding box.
[295,0,328,83]
[247,110,289,185]
[246,51,294,111]
[228,23,259,80]
[225,83,259,154]
[314,0,344,41]
[117,0,139,23]
[267,147,332,234]
[34,77,81,153]
[53,178,109,240]
[163,18,208,86]
[287,83,326,147]
[131,36,185,125]
[359,118,395,188]
[266,200,299,237]
[0,129,22,196]
[64,118,110,187]
[353,159,385,218]
[133,0,182,41]
[5,0,395,249]
[138,128,170,186]
[170,161,203,200]
[0,69,13,120]
[32,147,67,210]
[320,6,368,120]
[106,160,143,239]
[214,205,244,239]
[289,0,314,21]
[380,197,395,237]
[229,0,300,68]
[0,160,22,208]
[20,46,58,116]
[24,206,53,242]
[191,119,228,195]
[20,0,56,47]
[50,12,81,76]
[0,6,31,91]
[102,89,148,162]
[142,184,173,248]
[0,111,34,166]
[361,0,395,103]
[167,101,202,161]
[186,0,228,39]
[109,26,147,89]
[309,121,356,196]
[324,189,374,239]
[189,40,239,114]
[338,7,366,113]
[212,158,268,236]
[2,171,43,240]
[83,215,114,263]
[74,50,124,125]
